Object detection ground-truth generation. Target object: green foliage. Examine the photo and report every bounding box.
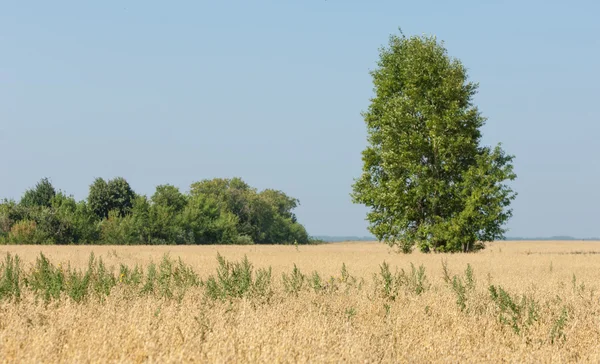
[100,210,139,245]
[452,276,467,311]
[6,219,45,244]
[373,261,428,300]
[352,32,516,253]
[25,253,66,302]
[310,271,323,293]
[235,235,255,245]
[141,262,158,295]
[190,177,309,245]
[118,263,143,286]
[373,261,430,301]
[1,177,308,246]
[441,258,451,284]
[205,254,272,301]
[179,194,239,245]
[0,253,22,301]
[20,178,56,208]
[550,307,568,344]
[489,285,539,335]
[116,254,200,300]
[0,252,201,303]
[24,252,118,302]
[282,264,306,296]
[465,264,475,291]
[408,263,429,295]
[374,261,400,301]
[450,264,477,311]
[309,265,362,296]
[88,177,136,219]
[152,185,188,212]
[88,253,116,298]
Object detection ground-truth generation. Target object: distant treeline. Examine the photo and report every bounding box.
[0,177,315,245]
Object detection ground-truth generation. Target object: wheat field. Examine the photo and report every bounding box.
[1,241,600,363]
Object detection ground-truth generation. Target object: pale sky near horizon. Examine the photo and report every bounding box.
[1,1,599,238]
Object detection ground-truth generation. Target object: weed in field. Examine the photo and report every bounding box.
[441,258,451,284]
[374,261,428,300]
[407,263,428,295]
[0,253,22,301]
[489,284,539,335]
[141,262,157,295]
[155,254,200,299]
[374,261,399,301]
[251,266,273,301]
[64,263,91,303]
[452,276,467,311]
[550,306,568,344]
[450,264,477,312]
[118,263,143,286]
[88,253,116,299]
[310,271,323,293]
[205,254,272,301]
[282,264,305,296]
[25,253,66,302]
[465,264,475,291]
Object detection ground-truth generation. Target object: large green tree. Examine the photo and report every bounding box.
[20,177,56,208]
[88,177,136,219]
[352,33,516,253]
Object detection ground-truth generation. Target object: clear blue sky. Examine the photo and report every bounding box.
[1,1,599,238]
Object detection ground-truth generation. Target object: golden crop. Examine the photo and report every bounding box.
[1,241,599,363]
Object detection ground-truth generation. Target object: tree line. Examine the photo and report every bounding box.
[0,177,313,245]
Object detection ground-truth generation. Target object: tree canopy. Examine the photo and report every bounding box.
[352,33,516,253]
[0,177,312,245]
[20,177,56,208]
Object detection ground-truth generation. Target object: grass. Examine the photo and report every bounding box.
[0,241,600,362]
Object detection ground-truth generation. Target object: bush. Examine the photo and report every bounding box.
[235,235,254,245]
[7,220,42,244]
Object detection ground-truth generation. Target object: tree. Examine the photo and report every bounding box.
[107,177,136,216]
[352,32,516,253]
[179,194,239,245]
[88,177,136,219]
[88,178,111,219]
[20,178,56,208]
[152,184,187,212]
[260,189,299,222]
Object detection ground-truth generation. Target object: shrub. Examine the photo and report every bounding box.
[235,235,254,245]
[8,220,42,245]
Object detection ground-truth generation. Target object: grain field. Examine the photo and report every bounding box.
[1,241,600,363]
